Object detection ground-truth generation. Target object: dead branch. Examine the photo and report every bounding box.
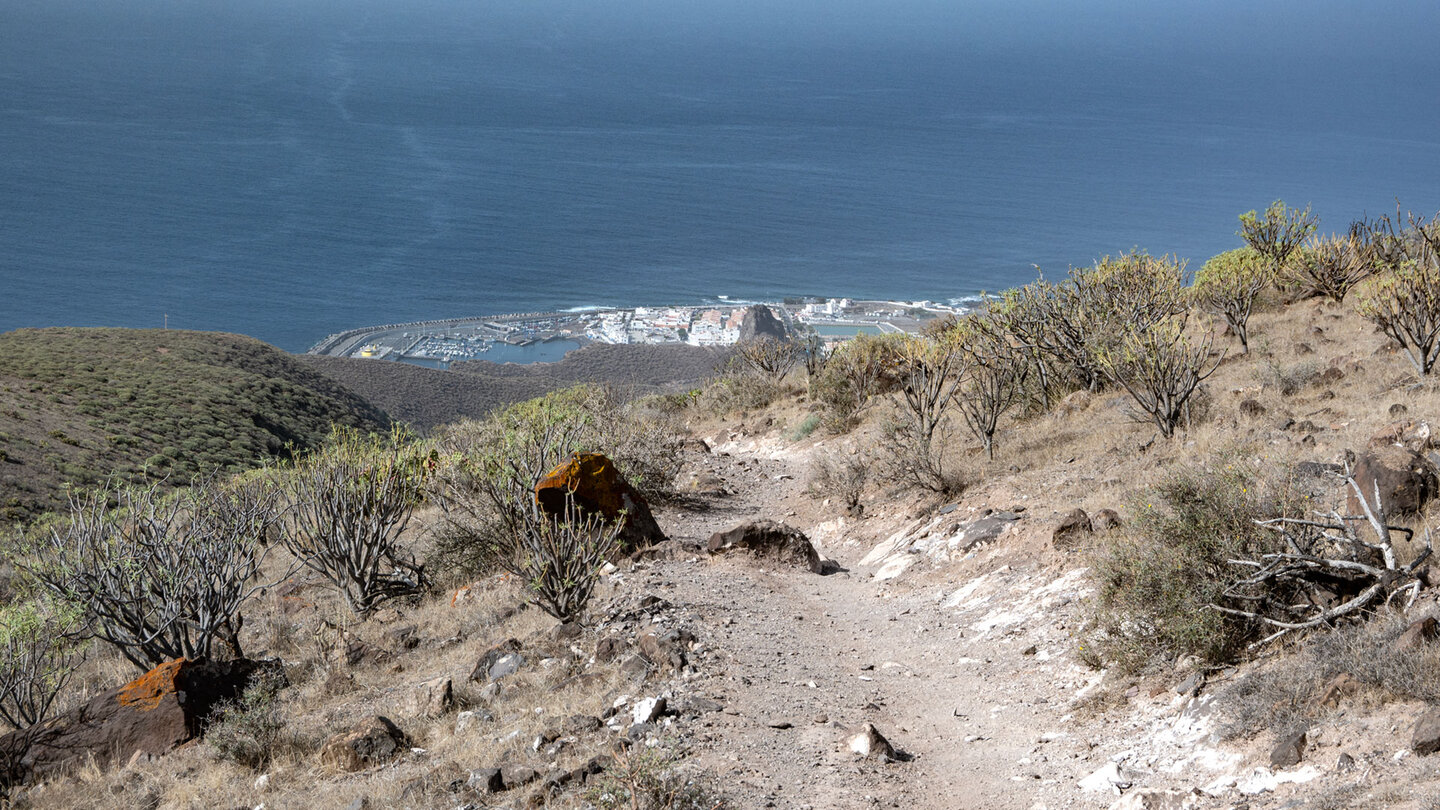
[1209,473,1433,648]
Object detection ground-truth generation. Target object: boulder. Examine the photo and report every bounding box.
[594,636,628,664]
[319,716,409,772]
[1369,420,1434,453]
[534,453,667,554]
[1348,446,1440,516]
[0,657,280,781]
[707,520,823,573]
[1239,399,1267,418]
[1052,508,1093,549]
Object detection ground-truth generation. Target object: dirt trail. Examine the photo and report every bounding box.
[646,443,1092,810]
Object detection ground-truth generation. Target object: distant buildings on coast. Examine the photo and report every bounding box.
[308,298,960,367]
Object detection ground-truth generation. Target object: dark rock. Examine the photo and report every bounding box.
[468,768,505,794]
[1239,399,1267,418]
[1269,729,1307,768]
[0,657,281,781]
[1051,508,1092,549]
[550,672,607,694]
[387,624,420,650]
[488,653,524,682]
[595,636,628,664]
[1395,617,1440,653]
[502,764,540,789]
[638,628,695,672]
[407,676,454,719]
[1415,708,1440,755]
[1348,446,1439,516]
[1175,671,1204,697]
[320,716,409,772]
[1336,752,1356,771]
[1391,403,1410,417]
[535,452,667,555]
[1317,366,1345,385]
[345,637,392,668]
[953,512,1020,552]
[469,638,522,683]
[707,520,823,573]
[563,714,603,734]
[619,655,651,680]
[678,696,724,716]
[572,755,613,785]
[552,622,583,643]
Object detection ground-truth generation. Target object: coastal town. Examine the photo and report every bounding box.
[306,298,961,366]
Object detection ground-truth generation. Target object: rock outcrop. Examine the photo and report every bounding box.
[737,305,788,342]
[319,716,409,772]
[0,657,280,781]
[707,520,823,573]
[535,452,667,554]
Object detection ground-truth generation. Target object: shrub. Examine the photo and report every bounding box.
[1239,199,1318,291]
[881,333,967,494]
[1094,317,1222,438]
[1088,460,1298,671]
[787,414,821,441]
[487,492,624,622]
[23,475,284,669]
[1357,212,1440,376]
[1220,608,1440,740]
[953,312,1029,459]
[428,386,682,583]
[277,426,432,617]
[1193,247,1269,353]
[732,336,801,382]
[587,746,730,810]
[205,669,292,770]
[0,601,81,732]
[810,333,904,430]
[1284,228,1377,303]
[695,369,785,415]
[806,450,869,515]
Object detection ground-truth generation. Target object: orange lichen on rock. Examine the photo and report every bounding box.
[535,452,627,516]
[116,659,187,712]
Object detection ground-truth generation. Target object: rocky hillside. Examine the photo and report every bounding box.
[0,328,389,524]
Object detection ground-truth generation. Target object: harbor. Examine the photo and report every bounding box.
[306,299,960,366]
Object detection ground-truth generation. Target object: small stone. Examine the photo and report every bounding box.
[813,713,829,724]
[631,696,667,725]
[468,768,504,794]
[769,720,793,729]
[1413,708,1440,755]
[1336,752,1356,771]
[501,765,539,789]
[847,723,896,761]
[1021,645,1038,656]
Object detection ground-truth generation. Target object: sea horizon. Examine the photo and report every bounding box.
[5,0,1440,353]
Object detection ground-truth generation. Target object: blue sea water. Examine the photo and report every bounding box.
[3,0,1439,353]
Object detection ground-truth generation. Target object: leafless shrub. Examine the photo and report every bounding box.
[806,450,869,515]
[490,493,623,623]
[880,334,967,495]
[1257,357,1321,396]
[277,427,431,617]
[954,313,1030,459]
[733,336,801,382]
[24,475,284,669]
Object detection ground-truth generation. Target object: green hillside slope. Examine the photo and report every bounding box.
[0,328,390,524]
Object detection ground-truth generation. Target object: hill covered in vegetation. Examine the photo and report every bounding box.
[0,328,389,524]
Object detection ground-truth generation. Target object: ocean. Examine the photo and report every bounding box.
[4,0,1439,353]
